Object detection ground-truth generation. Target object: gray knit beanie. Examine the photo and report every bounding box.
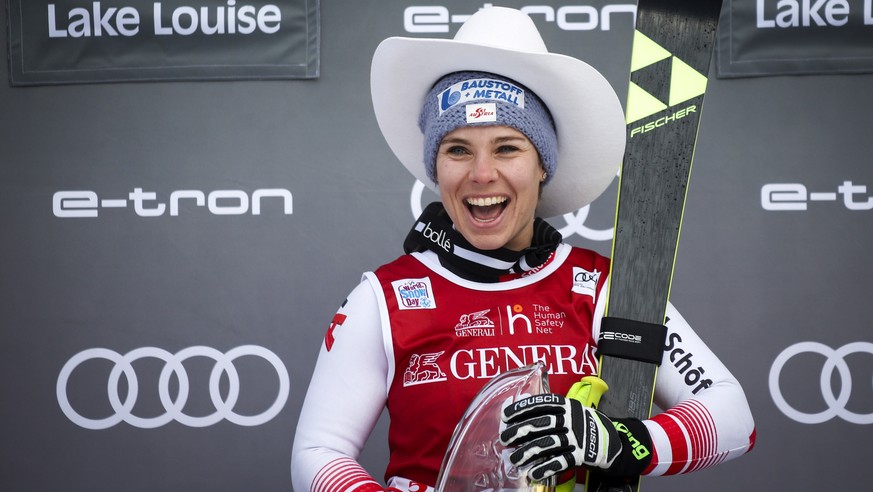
[418,71,558,184]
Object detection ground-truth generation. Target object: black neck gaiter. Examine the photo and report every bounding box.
[403,202,563,283]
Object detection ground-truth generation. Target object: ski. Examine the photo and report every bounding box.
[585,1,724,491]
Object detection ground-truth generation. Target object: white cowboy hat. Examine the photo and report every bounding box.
[370,6,625,218]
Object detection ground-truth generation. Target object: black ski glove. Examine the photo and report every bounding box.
[499,394,653,481]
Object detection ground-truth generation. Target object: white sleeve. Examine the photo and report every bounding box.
[644,303,756,475]
[291,278,390,492]
[592,283,755,475]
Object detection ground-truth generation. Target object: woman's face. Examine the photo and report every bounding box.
[436,125,545,252]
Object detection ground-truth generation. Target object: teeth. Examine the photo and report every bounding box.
[466,196,507,207]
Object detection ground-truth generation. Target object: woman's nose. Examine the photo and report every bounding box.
[469,154,498,183]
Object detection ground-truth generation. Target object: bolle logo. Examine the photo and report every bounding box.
[403,4,636,33]
[417,221,451,252]
[761,181,873,211]
[53,187,293,218]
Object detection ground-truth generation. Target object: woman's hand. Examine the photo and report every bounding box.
[500,394,651,481]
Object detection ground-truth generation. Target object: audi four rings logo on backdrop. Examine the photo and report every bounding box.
[57,346,290,429]
[770,341,873,425]
[410,180,614,241]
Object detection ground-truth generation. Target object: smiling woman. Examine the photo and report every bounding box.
[291,6,755,492]
[436,126,544,252]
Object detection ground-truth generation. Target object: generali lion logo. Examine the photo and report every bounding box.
[454,309,496,337]
[402,351,447,387]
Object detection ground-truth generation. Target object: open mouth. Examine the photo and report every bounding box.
[466,196,508,223]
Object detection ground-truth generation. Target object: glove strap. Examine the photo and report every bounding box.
[603,418,654,478]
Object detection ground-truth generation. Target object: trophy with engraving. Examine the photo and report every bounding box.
[434,362,556,492]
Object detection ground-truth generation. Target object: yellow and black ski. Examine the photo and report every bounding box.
[586,1,724,491]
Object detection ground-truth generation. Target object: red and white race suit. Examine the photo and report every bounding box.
[292,245,756,492]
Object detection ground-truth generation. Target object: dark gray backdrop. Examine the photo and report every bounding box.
[2,1,870,491]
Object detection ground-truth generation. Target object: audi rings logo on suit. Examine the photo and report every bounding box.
[57,345,290,429]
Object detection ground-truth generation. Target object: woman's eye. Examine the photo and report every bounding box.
[445,146,469,156]
[496,145,519,154]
